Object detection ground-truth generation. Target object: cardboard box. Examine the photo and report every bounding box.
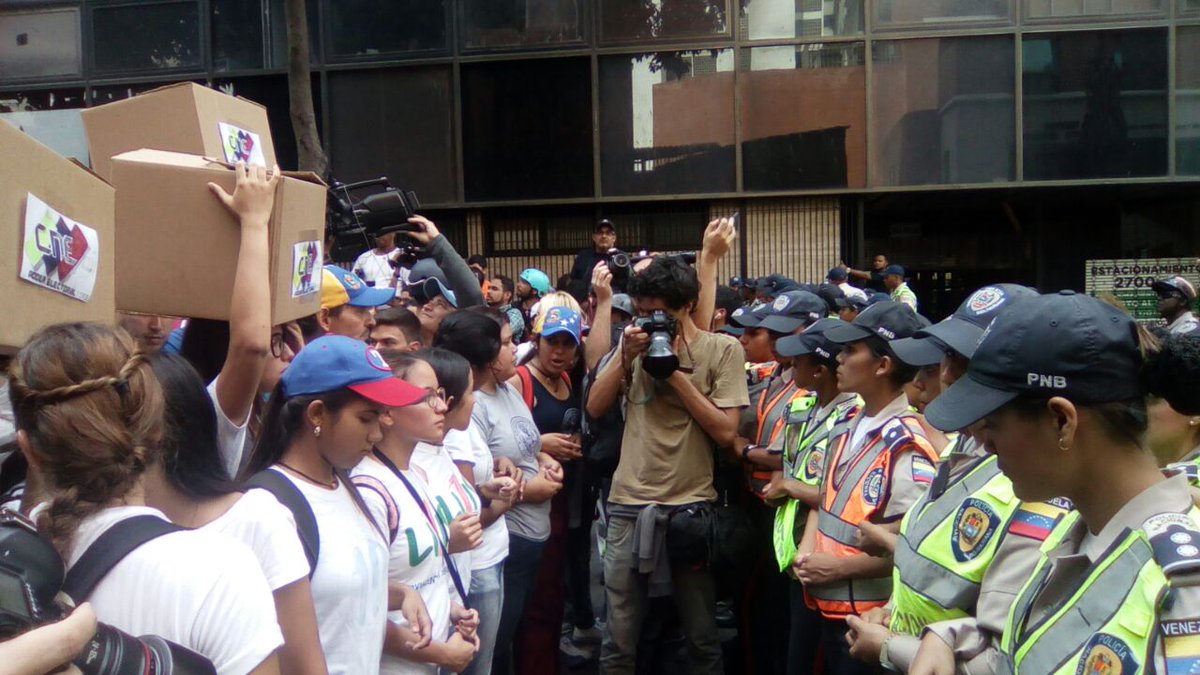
[0,120,116,354]
[82,82,277,181]
[111,149,325,324]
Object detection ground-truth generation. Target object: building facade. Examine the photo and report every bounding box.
[3,0,1199,317]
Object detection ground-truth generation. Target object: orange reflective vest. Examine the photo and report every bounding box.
[806,412,939,619]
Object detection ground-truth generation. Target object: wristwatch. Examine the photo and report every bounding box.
[741,443,759,461]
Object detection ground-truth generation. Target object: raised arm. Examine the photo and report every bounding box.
[691,217,736,332]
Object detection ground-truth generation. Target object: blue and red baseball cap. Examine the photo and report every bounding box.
[538,306,582,344]
[282,335,425,406]
[321,265,395,310]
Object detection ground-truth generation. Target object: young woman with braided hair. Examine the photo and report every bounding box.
[8,322,283,674]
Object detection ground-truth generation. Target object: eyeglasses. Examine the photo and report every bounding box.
[418,387,448,410]
[270,330,303,359]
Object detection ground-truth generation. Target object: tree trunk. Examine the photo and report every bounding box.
[284,0,327,176]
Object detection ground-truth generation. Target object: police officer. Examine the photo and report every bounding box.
[771,318,863,674]
[843,285,1070,673]
[914,291,1200,675]
[793,302,940,675]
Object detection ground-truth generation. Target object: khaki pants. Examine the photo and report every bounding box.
[599,514,723,675]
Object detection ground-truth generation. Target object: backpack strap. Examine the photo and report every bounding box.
[62,515,182,602]
[242,469,320,577]
[517,365,535,411]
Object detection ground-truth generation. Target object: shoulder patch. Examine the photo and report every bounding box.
[1145,513,1200,576]
[879,417,916,451]
[953,498,1001,562]
[911,455,936,484]
[862,468,885,506]
[1008,500,1070,541]
[1162,618,1200,675]
[1075,633,1138,675]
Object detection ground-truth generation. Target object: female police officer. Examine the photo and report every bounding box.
[910,291,1200,675]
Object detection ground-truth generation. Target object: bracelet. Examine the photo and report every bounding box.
[741,444,757,461]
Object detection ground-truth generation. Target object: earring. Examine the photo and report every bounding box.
[1058,437,1070,451]
[1190,419,1199,427]
[314,425,322,438]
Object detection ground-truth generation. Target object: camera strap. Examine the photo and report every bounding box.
[372,449,472,610]
[63,515,182,603]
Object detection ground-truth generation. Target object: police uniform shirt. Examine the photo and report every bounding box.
[1002,475,1200,674]
[1168,311,1200,335]
[884,436,1051,674]
[891,282,919,312]
[833,393,934,520]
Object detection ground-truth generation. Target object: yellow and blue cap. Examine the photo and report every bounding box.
[320,265,395,310]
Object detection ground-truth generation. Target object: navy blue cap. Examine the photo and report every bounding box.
[925,291,1143,432]
[824,301,924,344]
[758,291,826,334]
[827,267,849,282]
[884,265,906,277]
[836,295,869,311]
[730,304,772,329]
[868,292,893,306]
[718,323,745,337]
[729,276,743,287]
[776,318,846,363]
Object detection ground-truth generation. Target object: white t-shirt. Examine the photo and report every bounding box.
[443,422,510,569]
[412,440,482,592]
[206,377,249,479]
[67,506,282,675]
[275,468,390,675]
[203,489,310,591]
[353,456,456,675]
[354,249,399,288]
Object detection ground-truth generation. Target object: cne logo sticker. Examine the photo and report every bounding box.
[218,122,266,167]
[19,193,100,303]
[952,498,999,562]
[1075,633,1137,675]
[966,287,1006,316]
[291,240,322,298]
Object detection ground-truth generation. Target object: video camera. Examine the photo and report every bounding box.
[633,310,680,379]
[605,250,698,291]
[0,510,215,674]
[326,177,422,263]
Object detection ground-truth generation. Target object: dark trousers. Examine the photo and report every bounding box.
[788,582,823,675]
[820,617,881,675]
[565,468,598,629]
[492,533,546,675]
[514,492,569,675]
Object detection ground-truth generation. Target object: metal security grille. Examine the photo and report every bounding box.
[741,197,842,285]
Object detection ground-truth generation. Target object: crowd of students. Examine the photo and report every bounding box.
[4,163,1200,675]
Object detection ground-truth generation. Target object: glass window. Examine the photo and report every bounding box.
[873,0,1013,29]
[0,7,81,79]
[92,2,202,73]
[740,43,866,190]
[871,36,1015,186]
[462,58,593,201]
[0,88,89,162]
[1185,0,1200,13]
[89,80,203,105]
[212,75,321,171]
[600,49,735,196]
[600,0,731,43]
[1024,0,1164,21]
[1022,30,1168,180]
[1178,27,1200,175]
[327,0,446,57]
[739,0,863,39]
[213,0,319,71]
[328,67,457,205]
[462,0,585,49]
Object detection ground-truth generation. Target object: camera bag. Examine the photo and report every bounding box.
[62,515,182,602]
[241,470,320,578]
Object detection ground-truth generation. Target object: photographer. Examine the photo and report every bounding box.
[587,257,749,675]
[570,220,617,286]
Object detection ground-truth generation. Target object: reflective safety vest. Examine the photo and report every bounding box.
[747,374,807,495]
[808,413,939,619]
[1168,456,1200,488]
[889,454,1021,635]
[772,394,861,570]
[998,508,1200,674]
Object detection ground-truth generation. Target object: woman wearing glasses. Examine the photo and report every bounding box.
[352,351,481,675]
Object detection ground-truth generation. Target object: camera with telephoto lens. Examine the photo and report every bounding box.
[326,177,422,263]
[633,310,679,379]
[605,249,633,290]
[0,509,216,675]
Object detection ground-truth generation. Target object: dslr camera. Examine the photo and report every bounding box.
[633,310,680,379]
[0,510,215,675]
[326,177,422,263]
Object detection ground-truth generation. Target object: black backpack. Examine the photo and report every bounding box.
[580,348,624,479]
[240,470,320,578]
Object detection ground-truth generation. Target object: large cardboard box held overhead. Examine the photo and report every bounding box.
[82,82,277,181]
[0,120,116,354]
[111,149,325,324]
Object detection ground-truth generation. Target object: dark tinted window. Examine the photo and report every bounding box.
[1022,29,1168,180]
[328,0,447,57]
[1024,0,1164,21]
[600,0,730,43]
[600,49,735,195]
[92,2,202,73]
[461,58,594,201]
[462,0,585,49]
[328,67,458,205]
[1178,27,1200,175]
[212,0,318,71]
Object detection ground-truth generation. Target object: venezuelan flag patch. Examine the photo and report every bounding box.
[911,456,935,484]
[1008,501,1066,541]
[1162,620,1200,675]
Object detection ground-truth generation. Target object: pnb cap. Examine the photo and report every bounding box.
[321,265,395,310]
[758,290,826,334]
[611,293,634,318]
[925,291,1142,432]
[836,295,869,311]
[1153,276,1197,303]
[730,304,772,329]
[718,324,744,337]
[884,264,906,277]
[538,306,582,343]
[824,301,924,344]
[891,284,1038,367]
[776,318,846,363]
[281,335,427,407]
[520,268,552,296]
[827,267,848,282]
